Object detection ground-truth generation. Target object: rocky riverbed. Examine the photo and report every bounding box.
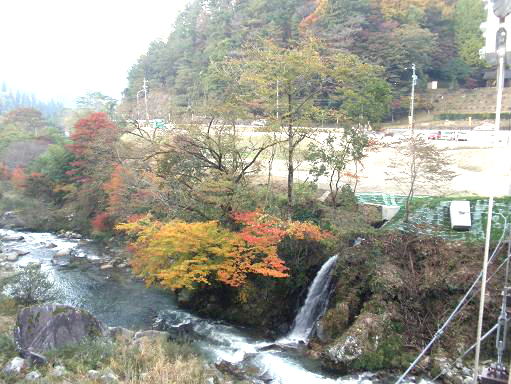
[0,228,439,383]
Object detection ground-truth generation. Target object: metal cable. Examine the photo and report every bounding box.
[431,250,511,382]
[395,212,509,384]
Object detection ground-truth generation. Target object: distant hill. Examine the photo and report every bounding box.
[124,0,487,121]
[0,82,63,120]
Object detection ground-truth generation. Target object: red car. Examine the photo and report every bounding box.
[428,131,442,140]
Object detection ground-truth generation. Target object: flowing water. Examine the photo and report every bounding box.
[281,255,338,344]
[0,229,429,384]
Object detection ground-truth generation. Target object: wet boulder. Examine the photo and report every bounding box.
[214,360,248,380]
[132,330,169,345]
[54,249,71,258]
[166,321,197,342]
[15,304,108,354]
[13,249,30,257]
[6,253,19,262]
[323,312,387,373]
[0,234,24,242]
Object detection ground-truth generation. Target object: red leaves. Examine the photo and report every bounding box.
[68,112,117,156]
[103,164,124,211]
[218,210,331,287]
[90,212,111,232]
[66,112,118,182]
[10,166,27,189]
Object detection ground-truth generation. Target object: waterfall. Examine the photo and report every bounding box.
[282,255,338,344]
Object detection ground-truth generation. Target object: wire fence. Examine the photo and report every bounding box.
[356,193,511,241]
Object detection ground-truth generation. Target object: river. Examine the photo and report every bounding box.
[0,228,429,384]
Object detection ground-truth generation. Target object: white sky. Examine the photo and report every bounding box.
[0,0,190,106]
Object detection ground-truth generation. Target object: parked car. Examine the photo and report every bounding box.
[251,119,268,126]
[428,131,441,140]
[428,130,456,140]
[473,122,496,131]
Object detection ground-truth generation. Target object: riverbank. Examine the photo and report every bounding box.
[0,210,495,383]
[0,294,233,384]
[1,228,402,383]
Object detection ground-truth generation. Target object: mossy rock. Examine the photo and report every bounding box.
[15,304,108,354]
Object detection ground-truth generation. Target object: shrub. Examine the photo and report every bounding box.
[0,333,16,363]
[2,264,56,305]
[45,338,115,372]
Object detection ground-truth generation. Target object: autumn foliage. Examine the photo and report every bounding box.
[91,212,111,232]
[66,112,119,183]
[116,211,330,291]
[10,166,27,189]
[300,0,328,30]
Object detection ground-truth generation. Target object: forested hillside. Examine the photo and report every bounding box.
[125,0,486,119]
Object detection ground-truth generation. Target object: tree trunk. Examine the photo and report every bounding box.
[287,124,294,220]
[287,93,294,220]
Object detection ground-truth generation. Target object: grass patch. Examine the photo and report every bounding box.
[44,338,116,373]
[30,337,209,384]
[0,296,20,318]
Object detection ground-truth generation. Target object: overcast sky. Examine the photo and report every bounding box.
[0,0,189,106]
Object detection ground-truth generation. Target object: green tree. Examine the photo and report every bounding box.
[386,135,456,222]
[155,123,276,222]
[306,127,369,207]
[30,144,75,184]
[76,92,118,118]
[3,108,47,136]
[454,0,486,68]
[212,38,390,218]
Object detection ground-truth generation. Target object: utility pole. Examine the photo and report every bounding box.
[409,63,417,133]
[473,196,494,384]
[136,77,149,123]
[143,77,149,121]
[136,90,143,120]
[495,28,507,131]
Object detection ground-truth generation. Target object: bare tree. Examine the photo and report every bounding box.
[386,135,456,222]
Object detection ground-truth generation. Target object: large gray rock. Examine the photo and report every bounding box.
[6,253,19,262]
[15,304,108,354]
[108,326,135,340]
[25,370,42,381]
[324,312,387,372]
[132,330,169,345]
[50,365,67,377]
[2,357,27,375]
[54,249,71,258]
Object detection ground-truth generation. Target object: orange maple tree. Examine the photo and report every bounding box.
[116,211,330,290]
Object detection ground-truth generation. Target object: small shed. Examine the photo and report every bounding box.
[449,201,472,231]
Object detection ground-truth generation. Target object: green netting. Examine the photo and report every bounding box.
[356,193,511,242]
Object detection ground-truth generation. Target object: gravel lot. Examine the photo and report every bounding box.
[259,130,511,197]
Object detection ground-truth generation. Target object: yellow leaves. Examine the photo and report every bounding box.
[52,183,77,194]
[377,0,453,20]
[117,217,238,290]
[116,212,330,292]
[286,221,328,241]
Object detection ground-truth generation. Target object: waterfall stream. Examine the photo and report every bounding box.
[281,255,338,344]
[0,229,429,384]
